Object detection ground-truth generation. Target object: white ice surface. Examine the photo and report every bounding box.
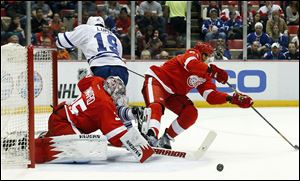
[1,107,299,180]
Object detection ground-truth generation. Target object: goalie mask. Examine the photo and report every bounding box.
[103,76,127,106]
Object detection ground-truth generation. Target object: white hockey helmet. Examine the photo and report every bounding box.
[87,16,105,27]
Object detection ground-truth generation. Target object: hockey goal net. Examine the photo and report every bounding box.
[1,43,57,168]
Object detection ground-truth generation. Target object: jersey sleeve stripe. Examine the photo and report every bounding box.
[203,89,214,100]
[184,56,197,71]
[63,32,75,47]
[64,105,81,134]
[105,126,127,140]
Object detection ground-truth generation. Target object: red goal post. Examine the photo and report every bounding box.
[1,43,58,168]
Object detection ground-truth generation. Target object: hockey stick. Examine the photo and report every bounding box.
[128,69,145,78]
[226,82,299,150]
[152,130,217,160]
[108,130,217,161]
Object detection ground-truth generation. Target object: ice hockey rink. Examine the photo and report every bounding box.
[1,107,299,180]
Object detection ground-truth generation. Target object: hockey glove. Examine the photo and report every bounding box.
[208,64,228,84]
[230,93,254,108]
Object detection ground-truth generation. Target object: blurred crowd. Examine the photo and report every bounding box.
[1,1,299,60]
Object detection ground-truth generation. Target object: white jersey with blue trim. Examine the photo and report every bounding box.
[56,24,125,68]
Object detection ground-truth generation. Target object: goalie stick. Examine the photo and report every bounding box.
[109,130,217,161]
[152,130,217,160]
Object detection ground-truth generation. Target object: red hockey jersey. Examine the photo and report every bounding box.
[145,49,228,104]
[64,75,125,135]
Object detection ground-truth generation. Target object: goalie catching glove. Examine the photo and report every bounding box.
[208,64,228,84]
[228,93,254,108]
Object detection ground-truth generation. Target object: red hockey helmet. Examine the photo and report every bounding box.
[193,42,214,56]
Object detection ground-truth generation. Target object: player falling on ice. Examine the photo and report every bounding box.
[35,75,154,164]
[55,16,146,130]
[140,42,253,149]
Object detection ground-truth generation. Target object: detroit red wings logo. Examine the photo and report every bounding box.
[140,145,154,163]
[187,75,206,88]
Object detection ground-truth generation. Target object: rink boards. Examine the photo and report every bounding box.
[56,60,299,107]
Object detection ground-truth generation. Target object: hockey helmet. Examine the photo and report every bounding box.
[103,76,127,106]
[193,42,214,56]
[87,16,105,27]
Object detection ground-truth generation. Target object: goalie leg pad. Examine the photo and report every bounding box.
[120,128,154,163]
[35,134,107,164]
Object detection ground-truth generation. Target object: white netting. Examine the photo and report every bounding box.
[1,44,56,168]
[1,43,30,167]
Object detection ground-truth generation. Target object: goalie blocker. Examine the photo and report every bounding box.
[35,129,154,164]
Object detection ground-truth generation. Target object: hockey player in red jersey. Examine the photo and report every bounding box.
[141,42,253,149]
[35,75,154,163]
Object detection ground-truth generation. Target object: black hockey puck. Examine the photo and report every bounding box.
[295,145,299,150]
[217,164,224,172]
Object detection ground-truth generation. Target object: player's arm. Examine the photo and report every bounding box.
[182,53,228,84]
[56,25,88,49]
[197,80,253,108]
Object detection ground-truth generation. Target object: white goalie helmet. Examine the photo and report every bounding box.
[103,76,127,106]
[86,16,105,27]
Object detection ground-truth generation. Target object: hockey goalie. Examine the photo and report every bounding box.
[35,75,154,164]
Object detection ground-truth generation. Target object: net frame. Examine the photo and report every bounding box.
[1,44,57,168]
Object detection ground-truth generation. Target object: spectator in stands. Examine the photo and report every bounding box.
[286,1,299,25]
[97,6,117,34]
[210,45,229,61]
[258,1,284,24]
[263,42,285,60]
[49,1,77,14]
[62,10,75,31]
[202,8,226,41]
[106,1,123,20]
[32,1,53,20]
[247,22,271,54]
[248,12,265,33]
[225,11,243,40]
[145,30,163,58]
[7,15,25,45]
[116,7,131,35]
[6,1,26,19]
[135,26,147,58]
[216,38,231,59]
[164,1,187,47]
[50,13,64,36]
[291,28,299,49]
[140,49,151,60]
[220,1,241,22]
[137,1,166,47]
[32,23,54,46]
[269,24,289,52]
[158,50,169,60]
[31,8,48,33]
[41,37,53,47]
[282,42,299,60]
[266,10,288,37]
[139,1,163,17]
[202,1,221,20]
[239,41,264,59]
[82,1,97,16]
[116,7,131,55]
[7,34,19,44]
